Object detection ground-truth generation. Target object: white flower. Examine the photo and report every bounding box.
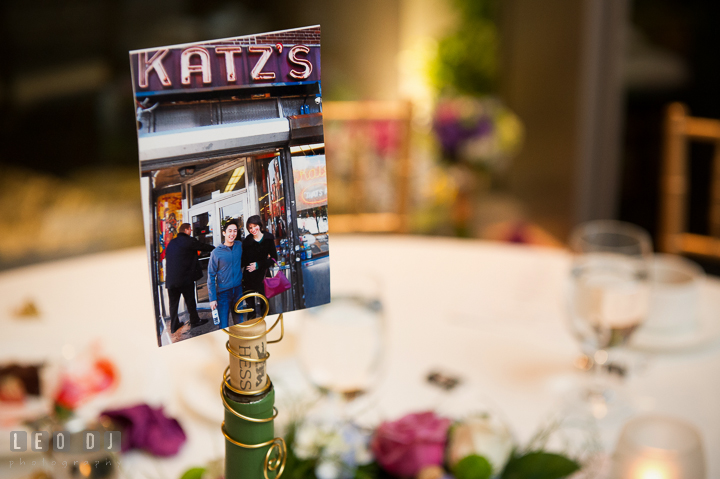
[292,419,373,477]
[316,459,342,479]
[293,422,324,459]
[324,431,349,457]
[447,414,514,475]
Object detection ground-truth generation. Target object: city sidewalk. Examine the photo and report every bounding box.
[162,309,253,344]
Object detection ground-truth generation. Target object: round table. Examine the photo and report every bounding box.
[2,235,719,478]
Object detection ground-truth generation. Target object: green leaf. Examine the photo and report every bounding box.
[501,452,580,479]
[428,0,499,96]
[354,462,380,479]
[453,454,493,479]
[179,467,206,479]
[283,454,317,479]
[54,403,74,422]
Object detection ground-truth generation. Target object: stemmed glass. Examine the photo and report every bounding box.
[296,270,385,421]
[566,220,652,420]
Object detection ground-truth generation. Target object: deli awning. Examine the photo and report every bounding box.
[138,117,290,167]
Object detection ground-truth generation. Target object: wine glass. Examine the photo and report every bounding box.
[567,220,652,419]
[296,270,385,420]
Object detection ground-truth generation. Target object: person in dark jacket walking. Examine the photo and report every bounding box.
[242,215,279,317]
[165,223,215,333]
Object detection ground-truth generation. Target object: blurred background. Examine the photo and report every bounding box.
[2,0,720,274]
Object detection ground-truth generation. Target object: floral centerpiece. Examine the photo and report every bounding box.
[180,408,597,479]
[51,349,187,457]
[427,0,524,237]
[429,0,524,171]
[52,349,118,421]
[430,95,523,237]
[432,97,523,172]
[280,411,583,479]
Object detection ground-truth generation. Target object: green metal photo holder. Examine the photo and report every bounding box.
[222,292,286,479]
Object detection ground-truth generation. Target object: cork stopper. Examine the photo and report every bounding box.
[227,319,268,394]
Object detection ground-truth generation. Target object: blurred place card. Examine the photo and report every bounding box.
[129,26,330,346]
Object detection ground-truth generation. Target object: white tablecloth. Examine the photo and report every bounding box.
[2,235,719,478]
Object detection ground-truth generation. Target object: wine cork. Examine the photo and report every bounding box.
[228,319,268,394]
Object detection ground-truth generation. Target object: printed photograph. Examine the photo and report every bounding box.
[129,26,329,346]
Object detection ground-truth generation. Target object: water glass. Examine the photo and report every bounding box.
[568,221,652,361]
[566,221,652,420]
[297,271,384,399]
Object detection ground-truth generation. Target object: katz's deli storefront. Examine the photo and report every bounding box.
[133,36,319,96]
[130,27,329,334]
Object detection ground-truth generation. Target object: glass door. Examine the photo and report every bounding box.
[189,204,215,304]
[216,194,249,241]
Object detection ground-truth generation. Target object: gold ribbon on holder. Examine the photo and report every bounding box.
[221,291,287,479]
[228,291,285,344]
[220,427,287,479]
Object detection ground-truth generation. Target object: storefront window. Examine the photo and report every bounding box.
[254,152,294,270]
[292,155,329,258]
[255,154,287,241]
[190,165,246,206]
[157,190,183,283]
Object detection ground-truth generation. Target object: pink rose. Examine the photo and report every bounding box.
[371,412,451,477]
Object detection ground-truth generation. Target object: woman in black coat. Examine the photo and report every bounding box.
[242,215,278,315]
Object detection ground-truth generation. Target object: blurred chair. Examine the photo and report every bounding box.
[659,102,720,258]
[323,100,412,233]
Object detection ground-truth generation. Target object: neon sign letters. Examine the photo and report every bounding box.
[293,165,326,184]
[136,44,315,90]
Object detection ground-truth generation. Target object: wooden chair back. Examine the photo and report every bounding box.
[660,102,720,257]
[322,100,412,233]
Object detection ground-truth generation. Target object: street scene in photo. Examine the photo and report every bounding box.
[130,26,329,346]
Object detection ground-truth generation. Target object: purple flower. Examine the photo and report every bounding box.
[432,96,523,169]
[101,404,186,456]
[432,102,493,161]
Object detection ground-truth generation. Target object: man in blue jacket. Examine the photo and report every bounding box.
[208,220,243,328]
